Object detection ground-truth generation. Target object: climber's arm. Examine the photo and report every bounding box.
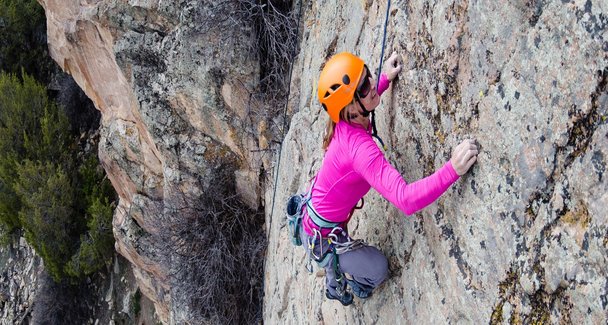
[377,51,402,96]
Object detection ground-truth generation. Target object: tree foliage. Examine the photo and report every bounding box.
[0,72,53,229]
[0,71,115,280]
[15,160,76,281]
[66,196,115,277]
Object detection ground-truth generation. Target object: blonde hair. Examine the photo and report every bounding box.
[322,104,353,151]
[322,119,336,151]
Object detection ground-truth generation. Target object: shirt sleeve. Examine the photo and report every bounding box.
[352,136,460,215]
[377,73,391,96]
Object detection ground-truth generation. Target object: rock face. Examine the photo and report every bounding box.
[0,237,43,324]
[265,0,607,324]
[0,235,154,324]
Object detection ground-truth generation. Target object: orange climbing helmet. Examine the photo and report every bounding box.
[318,52,365,123]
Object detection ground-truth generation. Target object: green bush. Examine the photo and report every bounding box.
[14,160,76,281]
[66,197,114,277]
[0,71,116,281]
[77,155,115,211]
[65,155,115,278]
[0,72,55,230]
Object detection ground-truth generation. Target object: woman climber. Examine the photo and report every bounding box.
[299,51,479,306]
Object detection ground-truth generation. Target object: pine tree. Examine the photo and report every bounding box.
[14,160,76,281]
[0,71,116,280]
[0,72,50,229]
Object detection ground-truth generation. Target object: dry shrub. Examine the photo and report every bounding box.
[162,164,266,324]
[205,0,299,108]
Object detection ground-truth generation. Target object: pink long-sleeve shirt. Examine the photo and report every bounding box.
[303,74,460,236]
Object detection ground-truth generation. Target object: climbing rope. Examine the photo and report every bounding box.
[270,0,303,220]
[376,0,392,86]
[371,0,392,150]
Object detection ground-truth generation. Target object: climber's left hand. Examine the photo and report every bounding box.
[384,51,402,81]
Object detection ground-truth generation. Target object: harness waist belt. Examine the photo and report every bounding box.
[306,200,341,229]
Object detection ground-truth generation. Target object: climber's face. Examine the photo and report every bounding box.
[356,66,381,111]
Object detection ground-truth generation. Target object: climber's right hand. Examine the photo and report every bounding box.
[451,139,478,176]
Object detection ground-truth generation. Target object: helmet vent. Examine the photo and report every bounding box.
[324,84,341,98]
[342,75,350,85]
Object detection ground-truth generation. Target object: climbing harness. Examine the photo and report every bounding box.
[306,207,366,297]
[300,179,367,294]
[285,176,367,297]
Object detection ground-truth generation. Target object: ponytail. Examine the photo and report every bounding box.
[322,119,336,151]
[322,106,350,151]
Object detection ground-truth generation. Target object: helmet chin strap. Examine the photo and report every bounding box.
[355,95,371,117]
[354,95,386,150]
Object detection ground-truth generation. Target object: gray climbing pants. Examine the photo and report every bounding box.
[299,228,389,296]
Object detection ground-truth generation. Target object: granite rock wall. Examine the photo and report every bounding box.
[264,0,607,323]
